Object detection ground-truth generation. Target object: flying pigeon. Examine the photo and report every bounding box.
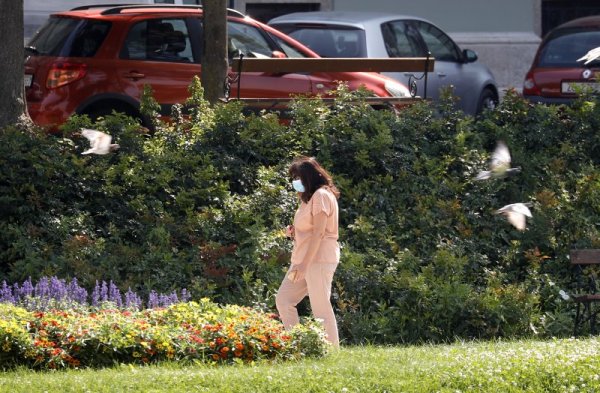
[475,141,521,181]
[495,203,533,231]
[81,129,119,155]
[577,46,600,65]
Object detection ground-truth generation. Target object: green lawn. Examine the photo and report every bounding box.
[2,338,600,392]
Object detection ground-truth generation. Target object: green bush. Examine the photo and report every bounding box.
[3,81,600,343]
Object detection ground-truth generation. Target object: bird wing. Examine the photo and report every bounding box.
[489,141,511,172]
[578,47,600,64]
[474,170,492,181]
[505,211,527,231]
[511,203,533,217]
[81,129,103,144]
[81,129,112,154]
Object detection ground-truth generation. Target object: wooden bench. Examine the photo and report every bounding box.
[225,56,435,107]
[570,249,600,334]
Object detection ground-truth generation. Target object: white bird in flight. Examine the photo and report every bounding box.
[577,46,600,65]
[475,141,521,181]
[495,203,533,231]
[81,129,119,155]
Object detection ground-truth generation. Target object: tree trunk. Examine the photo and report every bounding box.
[201,0,228,105]
[0,0,31,128]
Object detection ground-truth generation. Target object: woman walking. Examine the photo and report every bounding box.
[276,156,340,347]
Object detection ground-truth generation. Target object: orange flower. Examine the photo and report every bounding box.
[220,346,230,354]
[211,354,220,361]
[233,350,243,357]
[235,342,244,351]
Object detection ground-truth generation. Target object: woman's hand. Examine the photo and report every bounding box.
[287,263,307,283]
[285,225,295,240]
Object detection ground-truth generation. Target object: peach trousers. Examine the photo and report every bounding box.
[276,262,339,346]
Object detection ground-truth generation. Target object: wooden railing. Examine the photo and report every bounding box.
[224,55,435,106]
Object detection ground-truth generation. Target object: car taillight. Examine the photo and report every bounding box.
[523,72,541,96]
[46,62,87,89]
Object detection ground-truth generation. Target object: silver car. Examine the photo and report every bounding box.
[269,11,499,116]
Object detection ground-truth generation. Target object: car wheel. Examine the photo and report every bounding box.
[83,102,141,124]
[476,88,498,115]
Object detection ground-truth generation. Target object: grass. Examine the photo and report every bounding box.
[2,338,600,392]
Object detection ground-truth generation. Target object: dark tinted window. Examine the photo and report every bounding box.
[121,19,193,63]
[538,28,600,67]
[414,21,461,62]
[274,25,367,57]
[381,21,425,57]
[268,33,309,58]
[28,16,111,57]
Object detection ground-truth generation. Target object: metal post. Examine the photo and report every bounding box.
[423,51,431,100]
[237,53,244,100]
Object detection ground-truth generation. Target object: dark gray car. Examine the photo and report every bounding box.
[269,11,499,116]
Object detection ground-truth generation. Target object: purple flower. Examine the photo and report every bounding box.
[124,288,142,310]
[91,281,101,307]
[67,278,88,305]
[148,290,159,309]
[108,281,123,307]
[0,275,191,311]
[19,277,34,299]
[180,288,190,302]
[49,276,67,301]
[0,281,14,304]
[100,281,109,303]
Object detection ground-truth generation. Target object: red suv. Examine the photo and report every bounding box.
[523,16,600,104]
[24,4,410,130]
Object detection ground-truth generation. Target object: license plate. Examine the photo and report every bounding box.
[561,81,600,94]
[24,74,32,88]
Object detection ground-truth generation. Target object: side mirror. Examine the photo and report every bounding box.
[463,49,478,63]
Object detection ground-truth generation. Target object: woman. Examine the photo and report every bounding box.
[276,156,340,347]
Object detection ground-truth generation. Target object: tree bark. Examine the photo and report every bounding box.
[201,0,228,105]
[0,0,32,128]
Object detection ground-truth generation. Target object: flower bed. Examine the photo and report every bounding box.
[0,299,329,369]
[0,276,190,311]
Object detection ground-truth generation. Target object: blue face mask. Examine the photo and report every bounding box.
[292,179,305,193]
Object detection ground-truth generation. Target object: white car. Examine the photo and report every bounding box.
[270,11,499,116]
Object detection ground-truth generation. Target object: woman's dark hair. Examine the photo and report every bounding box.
[288,156,339,203]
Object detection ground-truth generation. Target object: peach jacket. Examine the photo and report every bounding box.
[291,187,339,265]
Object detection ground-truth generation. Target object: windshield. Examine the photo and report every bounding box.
[28,16,111,57]
[538,28,600,67]
[273,25,366,58]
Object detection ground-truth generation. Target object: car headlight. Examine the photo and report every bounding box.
[385,80,410,97]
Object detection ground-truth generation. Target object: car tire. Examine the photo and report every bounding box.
[476,88,498,115]
[83,103,140,124]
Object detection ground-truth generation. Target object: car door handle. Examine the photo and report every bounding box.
[437,72,447,77]
[124,71,145,80]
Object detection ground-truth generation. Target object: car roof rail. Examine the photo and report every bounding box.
[70,4,245,18]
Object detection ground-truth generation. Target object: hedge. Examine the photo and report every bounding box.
[2,79,600,343]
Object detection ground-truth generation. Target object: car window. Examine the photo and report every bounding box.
[228,21,275,59]
[381,21,425,57]
[274,26,366,58]
[28,17,111,57]
[269,33,308,58]
[538,29,600,67]
[120,19,193,63]
[414,21,461,62]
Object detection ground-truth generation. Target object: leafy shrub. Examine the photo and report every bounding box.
[2,82,600,343]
